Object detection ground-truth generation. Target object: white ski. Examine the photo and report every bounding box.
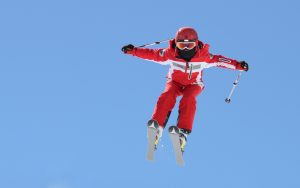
[169,126,185,166]
[146,120,159,161]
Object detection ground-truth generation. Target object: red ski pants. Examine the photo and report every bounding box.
[151,81,203,132]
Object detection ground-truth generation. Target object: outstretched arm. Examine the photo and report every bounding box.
[206,54,249,71]
[121,44,169,64]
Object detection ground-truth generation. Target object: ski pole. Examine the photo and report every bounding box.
[138,39,172,48]
[225,72,242,103]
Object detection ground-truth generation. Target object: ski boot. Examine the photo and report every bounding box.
[178,129,189,153]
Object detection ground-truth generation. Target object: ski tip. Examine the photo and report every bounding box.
[168,125,179,134]
[147,119,159,129]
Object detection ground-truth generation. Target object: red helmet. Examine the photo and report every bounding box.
[175,27,198,42]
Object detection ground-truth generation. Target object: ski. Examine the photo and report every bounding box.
[146,120,159,161]
[169,126,185,166]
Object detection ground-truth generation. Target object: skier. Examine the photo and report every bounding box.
[121,27,248,156]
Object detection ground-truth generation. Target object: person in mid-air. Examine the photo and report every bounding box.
[122,27,248,153]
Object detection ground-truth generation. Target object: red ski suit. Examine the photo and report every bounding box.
[130,39,245,132]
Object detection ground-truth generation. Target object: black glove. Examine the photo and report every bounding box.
[239,61,249,71]
[121,44,135,54]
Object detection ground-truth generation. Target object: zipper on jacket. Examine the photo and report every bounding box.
[185,61,189,74]
[188,64,193,80]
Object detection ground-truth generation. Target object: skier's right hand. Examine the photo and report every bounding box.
[121,44,135,54]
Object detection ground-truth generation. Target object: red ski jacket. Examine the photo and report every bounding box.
[130,39,245,87]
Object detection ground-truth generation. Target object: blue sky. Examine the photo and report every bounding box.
[0,0,300,187]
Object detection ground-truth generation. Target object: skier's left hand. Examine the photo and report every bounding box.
[238,61,249,71]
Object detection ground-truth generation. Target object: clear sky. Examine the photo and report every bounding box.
[0,0,300,188]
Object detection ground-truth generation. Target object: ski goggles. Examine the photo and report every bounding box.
[176,41,196,50]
